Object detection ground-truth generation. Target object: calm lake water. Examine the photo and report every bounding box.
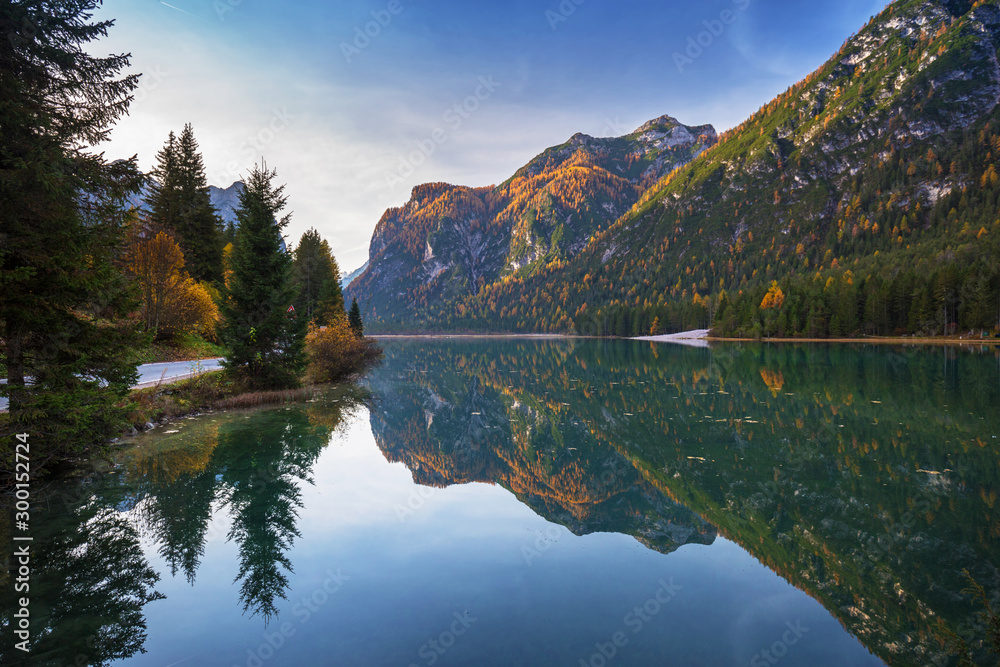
[3,339,999,666]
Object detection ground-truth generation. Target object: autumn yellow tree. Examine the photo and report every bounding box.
[760,281,786,310]
[222,242,235,288]
[125,228,219,340]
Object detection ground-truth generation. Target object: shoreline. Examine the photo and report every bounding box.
[371,333,573,339]
[706,336,1000,346]
[373,331,1000,346]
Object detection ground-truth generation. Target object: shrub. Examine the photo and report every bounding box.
[305,317,382,383]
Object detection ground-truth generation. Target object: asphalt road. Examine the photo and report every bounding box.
[134,357,224,386]
[0,357,224,411]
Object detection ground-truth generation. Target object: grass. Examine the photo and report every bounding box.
[128,370,231,425]
[127,370,319,427]
[212,387,319,410]
[129,332,228,365]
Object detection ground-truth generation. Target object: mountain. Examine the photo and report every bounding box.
[351,0,1000,337]
[340,261,368,291]
[208,181,245,228]
[126,180,244,227]
[346,116,716,329]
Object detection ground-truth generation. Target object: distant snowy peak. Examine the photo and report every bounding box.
[341,261,369,291]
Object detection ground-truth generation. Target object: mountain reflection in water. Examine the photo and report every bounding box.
[368,338,1000,666]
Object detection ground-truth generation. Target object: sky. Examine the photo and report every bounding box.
[93,0,890,273]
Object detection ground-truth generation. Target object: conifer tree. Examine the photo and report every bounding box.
[147,130,178,221]
[0,0,147,471]
[348,298,364,337]
[315,238,345,322]
[292,228,344,323]
[219,162,306,389]
[147,124,224,283]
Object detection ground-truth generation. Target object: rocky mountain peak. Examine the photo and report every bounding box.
[567,132,596,147]
[634,114,683,134]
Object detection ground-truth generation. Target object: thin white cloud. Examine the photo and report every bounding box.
[159,2,200,21]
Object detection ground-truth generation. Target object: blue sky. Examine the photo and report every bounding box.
[94,0,889,272]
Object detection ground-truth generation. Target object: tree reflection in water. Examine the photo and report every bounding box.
[213,409,330,620]
[0,500,163,666]
[0,387,364,666]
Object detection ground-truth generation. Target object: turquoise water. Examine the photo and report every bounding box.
[3,339,999,666]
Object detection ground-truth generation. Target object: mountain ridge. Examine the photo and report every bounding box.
[208,181,245,227]
[347,116,717,326]
[351,0,1000,336]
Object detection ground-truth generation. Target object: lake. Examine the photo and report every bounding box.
[2,338,999,666]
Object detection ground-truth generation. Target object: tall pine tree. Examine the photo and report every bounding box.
[292,228,344,323]
[147,131,180,233]
[219,163,306,389]
[315,243,346,323]
[0,0,147,473]
[147,124,224,284]
[348,298,364,338]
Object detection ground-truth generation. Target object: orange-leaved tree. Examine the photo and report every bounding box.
[125,228,219,340]
[760,281,786,310]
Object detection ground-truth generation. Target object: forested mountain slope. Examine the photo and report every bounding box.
[354,0,1000,337]
[346,117,716,328]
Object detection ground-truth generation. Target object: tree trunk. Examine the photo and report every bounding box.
[6,329,27,413]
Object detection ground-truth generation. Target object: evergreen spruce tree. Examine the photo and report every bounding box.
[147,124,224,284]
[316,238,345,321]
[348,298,364,337]
[0,0,147,472]
[147,131,180,232]
[292,228,344,323]
[315,256,346,323]
[219,163,306,389]
[223,219,237,246]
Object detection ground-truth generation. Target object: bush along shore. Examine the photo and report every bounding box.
[125,329,382,441]
[0,332,382,490]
